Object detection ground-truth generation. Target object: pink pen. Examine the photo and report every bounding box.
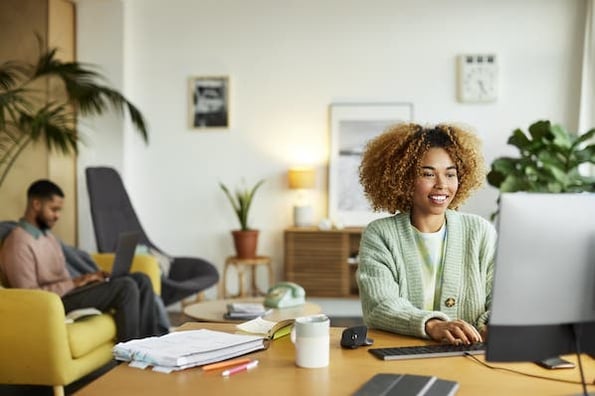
[221,360,259,377]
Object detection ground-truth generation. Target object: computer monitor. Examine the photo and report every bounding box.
[486,192,595,362]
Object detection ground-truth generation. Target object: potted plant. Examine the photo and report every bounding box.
[487,120,595,217]
[220,179,265,258]
[0,37,148,189]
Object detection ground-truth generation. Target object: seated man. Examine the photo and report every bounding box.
[0,179,163,342]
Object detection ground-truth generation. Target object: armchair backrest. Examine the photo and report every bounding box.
[85,167,156,253]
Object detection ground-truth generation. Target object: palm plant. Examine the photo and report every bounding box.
[219,179,265,230]
[0,39,148,189]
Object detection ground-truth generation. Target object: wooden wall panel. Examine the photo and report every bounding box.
[48,0,76,244]
[0,0,76,245]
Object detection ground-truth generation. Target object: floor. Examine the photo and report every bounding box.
[1,297,364,395]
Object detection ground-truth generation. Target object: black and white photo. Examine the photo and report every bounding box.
[189,76,229,128]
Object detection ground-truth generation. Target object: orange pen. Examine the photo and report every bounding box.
[202,358,252,372]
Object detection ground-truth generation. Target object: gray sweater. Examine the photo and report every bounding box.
[356,210,497,338]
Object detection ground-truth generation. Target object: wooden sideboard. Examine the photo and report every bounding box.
[284,227,363,297]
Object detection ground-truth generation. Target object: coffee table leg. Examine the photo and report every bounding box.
[223,258,241,298]
[267,260,274,295]
[239,264,246,297]
[251,265,258,296]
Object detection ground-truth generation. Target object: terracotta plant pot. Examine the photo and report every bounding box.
[232,230,259,259]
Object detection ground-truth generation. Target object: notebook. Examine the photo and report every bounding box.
[353,373,459,396]
[65,232,139,295]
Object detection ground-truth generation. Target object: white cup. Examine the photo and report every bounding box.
[290,314,330,368]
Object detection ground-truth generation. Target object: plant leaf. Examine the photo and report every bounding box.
[549,123,572,149]
[572,128,595,148]
[507,128,531,151]
[0,37,151,190]
[527,120,553,142]
[499,175,529,192]
[490,157,519,173]
[573,146,595,164]
[219,179,265,230]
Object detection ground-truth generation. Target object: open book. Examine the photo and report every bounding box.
[65,307,102,323]
[236,317,294,340]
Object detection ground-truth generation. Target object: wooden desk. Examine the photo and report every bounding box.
[76,323,595,396]
[183,297,321,322]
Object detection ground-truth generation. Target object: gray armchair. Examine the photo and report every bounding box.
[85,166,219,306]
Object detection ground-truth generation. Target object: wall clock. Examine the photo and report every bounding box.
[457,54,498,103]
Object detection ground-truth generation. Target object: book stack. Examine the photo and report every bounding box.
[113,329,267,373]
[224,302,271,320]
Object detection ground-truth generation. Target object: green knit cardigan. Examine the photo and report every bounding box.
[356,210,497,338]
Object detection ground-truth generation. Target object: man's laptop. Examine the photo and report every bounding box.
[65,232,139,295]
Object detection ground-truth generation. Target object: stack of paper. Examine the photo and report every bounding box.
[113,329,266,373]
[224,302,271,320]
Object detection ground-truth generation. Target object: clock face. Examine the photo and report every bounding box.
[457,54,498,103]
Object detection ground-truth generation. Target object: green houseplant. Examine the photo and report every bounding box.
[0,39,148,189]
[487,120,595,217]
[220,179,265,258]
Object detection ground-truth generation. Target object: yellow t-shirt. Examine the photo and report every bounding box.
[413,224,447,311]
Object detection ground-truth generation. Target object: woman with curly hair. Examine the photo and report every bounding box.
[356,123,496,345]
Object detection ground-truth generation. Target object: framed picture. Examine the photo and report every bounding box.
[189,76,229,129]
[328,102,413,226]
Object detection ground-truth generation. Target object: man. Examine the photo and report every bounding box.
[0,179,162,342]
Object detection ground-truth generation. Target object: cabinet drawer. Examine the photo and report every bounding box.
[284,228,362,297]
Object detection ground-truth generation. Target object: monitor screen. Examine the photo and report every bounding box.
[486,192,595,362]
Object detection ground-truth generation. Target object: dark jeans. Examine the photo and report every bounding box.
[62,273,159,342]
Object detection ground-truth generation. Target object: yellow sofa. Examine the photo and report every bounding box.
[0,253,160,396]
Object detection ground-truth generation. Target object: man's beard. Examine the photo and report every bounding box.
[35,214,51,230]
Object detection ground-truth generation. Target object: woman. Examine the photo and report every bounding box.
[356,123,496,345]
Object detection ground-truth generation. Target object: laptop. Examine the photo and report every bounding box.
[65,231,139,295]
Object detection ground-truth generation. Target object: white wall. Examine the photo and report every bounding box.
[76,0,585,297]
[76,0,126,251]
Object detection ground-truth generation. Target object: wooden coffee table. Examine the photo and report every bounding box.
[183,297,321,323]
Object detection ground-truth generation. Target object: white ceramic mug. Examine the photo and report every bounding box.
[290,314,330,368]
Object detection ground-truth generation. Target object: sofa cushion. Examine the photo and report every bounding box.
[67,313,116,358]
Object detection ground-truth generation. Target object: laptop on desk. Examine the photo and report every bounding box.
[65,231,139,295]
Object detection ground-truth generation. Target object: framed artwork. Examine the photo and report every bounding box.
[328,102,414,226]
[189,76,229,129]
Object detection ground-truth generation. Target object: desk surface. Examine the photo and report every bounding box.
[77,323,595,396]
[183,297,321,322]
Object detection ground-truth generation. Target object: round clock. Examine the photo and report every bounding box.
[457,54,498,103]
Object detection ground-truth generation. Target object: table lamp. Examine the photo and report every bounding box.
[288,167,315,227]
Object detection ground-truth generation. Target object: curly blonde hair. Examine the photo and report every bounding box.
[359,123,486,213]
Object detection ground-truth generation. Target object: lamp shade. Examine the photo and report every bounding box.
[288,167,315,189]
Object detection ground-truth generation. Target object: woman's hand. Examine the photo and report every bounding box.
[425,318,483,345]
[73,271,106,288]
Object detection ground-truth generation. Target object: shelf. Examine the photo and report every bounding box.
[284,228,363,297]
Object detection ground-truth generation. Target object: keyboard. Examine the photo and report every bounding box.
[369,342,486,361]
